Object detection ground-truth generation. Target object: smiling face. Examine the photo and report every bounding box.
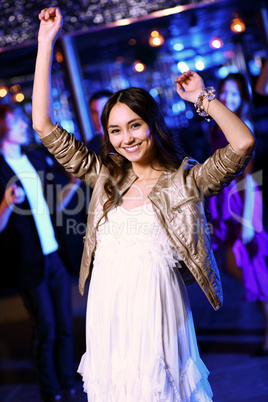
[107,102,156,166]
[218,79,242,113]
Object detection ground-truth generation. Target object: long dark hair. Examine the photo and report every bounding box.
[0,104,13,142]
[100,87,186,213]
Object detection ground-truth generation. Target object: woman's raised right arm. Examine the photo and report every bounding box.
[32,7,63,137]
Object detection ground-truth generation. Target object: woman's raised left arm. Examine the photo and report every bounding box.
[175,71,256,156]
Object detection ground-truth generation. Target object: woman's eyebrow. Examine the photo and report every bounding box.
[108,118,142,129]
[128,118,142,123]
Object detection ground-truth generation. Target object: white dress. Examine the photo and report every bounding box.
[78,203,213,402]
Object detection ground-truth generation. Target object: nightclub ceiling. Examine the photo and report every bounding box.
[0,0,267,82]
[0,0,236,48]
[76,0,268,70]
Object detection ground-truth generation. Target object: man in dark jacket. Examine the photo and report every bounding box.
[0,104,77,402]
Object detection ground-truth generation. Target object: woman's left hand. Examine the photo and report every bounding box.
[175,71,205,103]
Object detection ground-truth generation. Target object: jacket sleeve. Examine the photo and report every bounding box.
[40,124,102,187]
[190,144,252,198]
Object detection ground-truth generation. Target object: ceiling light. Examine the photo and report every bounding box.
[10,84,21,93]
[128,39,136,46]
[133,61,146,72]
[14,92,24,102]
[149,30,164,47]
[177,62,189,73]
[210,38,223,49]
[116,18,131,26]
[56,51,64,63]
[230,16,246,33]
[195,60,205,71]
[151,30,160,38]
[173,43,184,51]
[0,87,8,97]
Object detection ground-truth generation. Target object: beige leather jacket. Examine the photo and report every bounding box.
[41,124,251,310]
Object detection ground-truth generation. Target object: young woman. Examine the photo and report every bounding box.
[32,7,255,401]
[208,73,268,356]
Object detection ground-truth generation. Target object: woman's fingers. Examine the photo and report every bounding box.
[175,71,204,102]
[175,72,194,95]
[38,6,63,42]
[175,71,192,80]
[39,7,58,21]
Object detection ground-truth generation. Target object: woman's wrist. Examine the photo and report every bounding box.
[194,87,216,121]
[37,40,54,52]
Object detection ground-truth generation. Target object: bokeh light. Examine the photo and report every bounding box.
[149,30,164,47]
[230,17,246,33]
[210,38,223,49]
[14,92,24,102]
[177,61,189,73]
[133,61,145,72]
[0,87,8,97]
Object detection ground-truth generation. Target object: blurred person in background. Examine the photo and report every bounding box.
[0,104,79,401]
[255,59,268,96]
[207,73,268,356]
[87,90,112,155]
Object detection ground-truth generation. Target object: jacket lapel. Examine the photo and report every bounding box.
[0,154,22,188]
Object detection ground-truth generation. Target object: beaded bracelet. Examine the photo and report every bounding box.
[194,87,216,121]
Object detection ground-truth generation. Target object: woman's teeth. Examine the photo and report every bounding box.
[124,144,141,152]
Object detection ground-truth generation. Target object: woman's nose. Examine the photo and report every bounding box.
[122,130,134,144]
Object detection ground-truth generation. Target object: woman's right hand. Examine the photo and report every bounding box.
[38,7,63,45]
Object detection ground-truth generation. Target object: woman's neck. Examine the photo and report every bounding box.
[131,160,163,181]
[1,142,22,159]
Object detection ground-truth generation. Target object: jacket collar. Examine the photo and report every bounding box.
[148,169,173,210]
[117,167,137,196]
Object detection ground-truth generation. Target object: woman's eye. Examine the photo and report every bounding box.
[131,123,141,129]
[110,129,120,134]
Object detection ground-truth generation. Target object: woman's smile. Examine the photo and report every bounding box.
[123,142,142,153]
